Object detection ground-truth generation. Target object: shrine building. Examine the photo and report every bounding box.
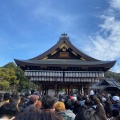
[14,34,116,95]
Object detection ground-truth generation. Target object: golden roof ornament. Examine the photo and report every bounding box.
[59,33,69,41]
[61,33,67,37]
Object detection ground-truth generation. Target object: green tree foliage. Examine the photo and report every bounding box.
[15,66,29,91]
[0,67,18,91]
[0,62,28,92]
[0,80,9,90]
[3,62,17,70]
[105,71,120,82]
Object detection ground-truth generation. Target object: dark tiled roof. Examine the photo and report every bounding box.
[102,79,120,88]
[14,59,116,67]
[14,34,116,71]
[91,78,120,89]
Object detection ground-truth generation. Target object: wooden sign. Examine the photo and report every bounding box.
[59,52,69,58]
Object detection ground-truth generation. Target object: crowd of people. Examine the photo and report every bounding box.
[0,89,120,120]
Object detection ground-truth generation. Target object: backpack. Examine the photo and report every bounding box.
[61,113,74,120]
[63,114,74,120]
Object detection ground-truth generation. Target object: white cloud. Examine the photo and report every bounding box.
[110,0,120,10]
[83,0,120,73]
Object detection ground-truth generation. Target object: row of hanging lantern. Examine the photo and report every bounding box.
[30,77,63,81]
[64,71,104,78]
[24,70,104,78]
[25,70,63,77]
[30,76,99,82]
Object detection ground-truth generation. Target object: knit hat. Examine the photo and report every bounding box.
[34,91,40,97]
[112,96,119,102]
[102,97,106,102]
[70,96,73,100]
[90,90,94,96]
[30,95,39,103]
[54,101,65,111]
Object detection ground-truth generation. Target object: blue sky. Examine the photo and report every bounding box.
[0,0,120,73]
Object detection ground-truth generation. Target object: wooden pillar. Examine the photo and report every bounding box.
[55,83,57,95]
[81,85,83,95]
[44,86,46,95]
[39,84,42,96]
[68,85,70,95]
[70,84,73,95]
[85,86,89,95]
[57,85,59,96]
[81,85,83,94]
[65,86,68,94]
[84,84,89,95]
[42,85,44,96]
[46,85,49,95]
[78,85,80,95]
[83,84,86,95]
[38,85,40,94]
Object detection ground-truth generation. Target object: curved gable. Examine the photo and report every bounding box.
[29,34,99,61]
